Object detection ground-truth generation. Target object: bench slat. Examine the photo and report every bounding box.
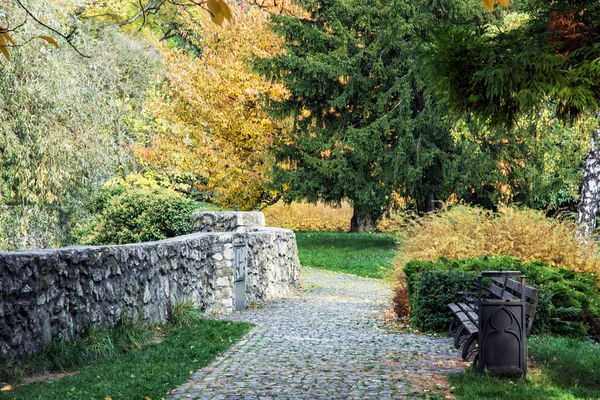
[493,276,539,300]
[457,302,476,314]
[488,283,506,299]
[448,303,478,324]
[448,303,461,314]
[501,290,520,301]
[462,320,479,335]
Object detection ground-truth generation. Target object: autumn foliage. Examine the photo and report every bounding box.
[134,3,289,210]
[396,205,600,275]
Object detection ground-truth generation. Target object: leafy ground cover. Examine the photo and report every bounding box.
[449,335,600,400]
[295,231,399,278]
[0,316,252,400]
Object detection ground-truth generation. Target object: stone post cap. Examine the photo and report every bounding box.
[191,211,266,233]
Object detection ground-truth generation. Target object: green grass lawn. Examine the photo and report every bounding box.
[295,231,399,278]
[0,319,252,400]
[449,335,600,400]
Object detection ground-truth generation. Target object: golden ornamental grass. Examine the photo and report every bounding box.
[263,201,406,232]
[263,201,352,231]
[396,205,600,275]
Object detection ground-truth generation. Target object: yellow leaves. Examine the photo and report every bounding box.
[0,385,13,392]
[207,0,233,27]
[2,30,15,46]
[397,205,600,275]
[478,0,509,12]
[481,0,495,11]
[138,2,288,209]
[320,149,331,159]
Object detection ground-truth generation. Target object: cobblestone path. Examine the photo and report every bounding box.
[168,267,465,400]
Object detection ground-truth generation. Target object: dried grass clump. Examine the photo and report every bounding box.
[263,201,352,231]
[397,205,600,275]
[263,201,406,232]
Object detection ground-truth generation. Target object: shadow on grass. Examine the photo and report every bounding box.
[449,335,600,400]
[0,320,252,400]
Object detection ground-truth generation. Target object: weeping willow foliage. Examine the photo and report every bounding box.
[0,1,163,250]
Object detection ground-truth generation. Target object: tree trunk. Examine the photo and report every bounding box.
[350,204,375,232]
[577,117,600,238]
[416,193,442,215]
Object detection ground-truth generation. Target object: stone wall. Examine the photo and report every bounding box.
[0,214,299,360]
[191,211,265,233]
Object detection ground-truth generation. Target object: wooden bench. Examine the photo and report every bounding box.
[447,271,540,364]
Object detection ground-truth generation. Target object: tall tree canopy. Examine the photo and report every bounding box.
[258,0,485,231]
[422,0,600,234]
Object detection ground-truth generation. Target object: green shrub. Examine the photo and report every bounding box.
[74,174,198,245]
[400,256,600,339]
[410,270,479,331]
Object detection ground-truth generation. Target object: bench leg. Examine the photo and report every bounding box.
[453,325,466,349]
[447,317,457,338]
[461,334,478,362]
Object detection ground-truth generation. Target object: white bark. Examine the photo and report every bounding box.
[577,115,600,238]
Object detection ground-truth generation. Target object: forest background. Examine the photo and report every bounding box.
[0,0,597,250]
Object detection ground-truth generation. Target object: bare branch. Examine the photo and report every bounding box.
[13,0,90,58]
[110,0,167,27]
[2,17,28,33]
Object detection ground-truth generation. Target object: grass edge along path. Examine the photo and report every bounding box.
[1,318,253,400]
[295,231,399,279]
[449,335,600,400]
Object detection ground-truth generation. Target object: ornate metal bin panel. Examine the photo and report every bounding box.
[477,271,527,376]
[478,301,526,375]
[234,244,247,311]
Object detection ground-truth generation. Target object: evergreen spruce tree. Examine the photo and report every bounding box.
[422,0,600,235]
[258,0,483,231]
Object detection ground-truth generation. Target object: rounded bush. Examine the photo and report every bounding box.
[75,175,197,245]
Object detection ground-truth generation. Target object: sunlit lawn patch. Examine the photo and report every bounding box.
[295,231,399,279]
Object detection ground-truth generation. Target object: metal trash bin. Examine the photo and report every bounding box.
[234,244,247,311]
[477,271,527,376]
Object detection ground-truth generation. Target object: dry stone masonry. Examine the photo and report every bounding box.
[191,211,266,233]
[0,212,300,361]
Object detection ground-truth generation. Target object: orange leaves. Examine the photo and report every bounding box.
[547,9,591,55]
[0,33,10,61]
[206,0,233,27]
[0,28,16,61]
[0,28,59,62]
[38,35,59,48]
[478,0,509,12]
[138,3,288,209]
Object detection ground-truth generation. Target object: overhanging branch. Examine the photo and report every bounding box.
[14,0,90,58]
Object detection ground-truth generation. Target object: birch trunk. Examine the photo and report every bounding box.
[577,117,600,237]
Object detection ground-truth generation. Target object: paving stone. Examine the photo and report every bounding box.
[168,267,465,399]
